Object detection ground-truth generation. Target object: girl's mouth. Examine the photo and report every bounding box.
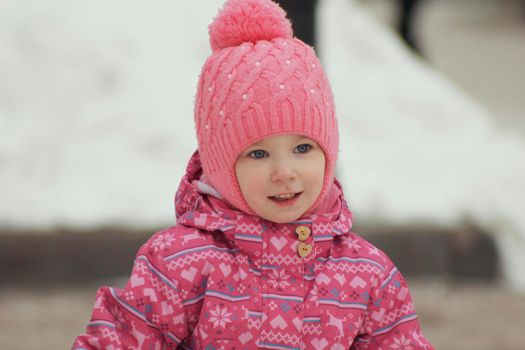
[269,192,302,206]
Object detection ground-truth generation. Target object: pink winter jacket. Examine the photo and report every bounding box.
[72,151,433,349]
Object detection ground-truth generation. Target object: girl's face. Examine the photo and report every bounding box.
[235,134,326,223]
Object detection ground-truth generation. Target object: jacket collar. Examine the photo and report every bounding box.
[175,151,353,260]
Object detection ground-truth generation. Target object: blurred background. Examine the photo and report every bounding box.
[1,0,525,349]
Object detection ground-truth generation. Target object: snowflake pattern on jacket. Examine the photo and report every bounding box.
[72,151,434,350]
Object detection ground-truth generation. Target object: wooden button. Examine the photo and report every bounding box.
[297,242,312,258]
[295,226,311,241]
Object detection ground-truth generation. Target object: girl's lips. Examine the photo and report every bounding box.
[268,192,302,207]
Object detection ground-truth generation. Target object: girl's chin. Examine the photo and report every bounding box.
[261,208,306,224]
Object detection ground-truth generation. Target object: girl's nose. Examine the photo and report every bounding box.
[271,158,296,182]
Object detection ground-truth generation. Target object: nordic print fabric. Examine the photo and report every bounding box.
[72,151,433,349]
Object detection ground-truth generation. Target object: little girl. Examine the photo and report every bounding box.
[72,0,434,349]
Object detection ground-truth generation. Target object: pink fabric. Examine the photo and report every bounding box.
[194,0,339,216]
[72,152,434,350]
[308,177,343,216]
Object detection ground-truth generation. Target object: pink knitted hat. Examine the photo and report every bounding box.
[194,0,339,215]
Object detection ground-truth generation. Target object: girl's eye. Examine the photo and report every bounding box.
[295,144,312,153]
[248,150,268,159]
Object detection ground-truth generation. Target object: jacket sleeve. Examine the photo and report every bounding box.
[71,241,189,349]
[351,265,434,350]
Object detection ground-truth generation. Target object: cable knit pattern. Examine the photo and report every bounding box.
[72,152,434,350]
[195,0,338,215]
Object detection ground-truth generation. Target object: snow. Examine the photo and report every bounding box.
[320,0,525,290]
[1,0,215,227]
[1,0,524,290]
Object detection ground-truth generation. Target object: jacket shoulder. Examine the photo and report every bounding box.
[139,224,221,260]
[331,231,396,278]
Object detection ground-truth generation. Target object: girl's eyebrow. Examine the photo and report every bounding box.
[248,141,265,148]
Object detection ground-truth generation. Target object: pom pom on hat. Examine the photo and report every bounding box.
[209,0,293,52]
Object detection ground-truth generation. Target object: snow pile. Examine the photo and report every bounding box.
[319,0,525,290]
[0,0,215,227]
[1,0,524,290]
